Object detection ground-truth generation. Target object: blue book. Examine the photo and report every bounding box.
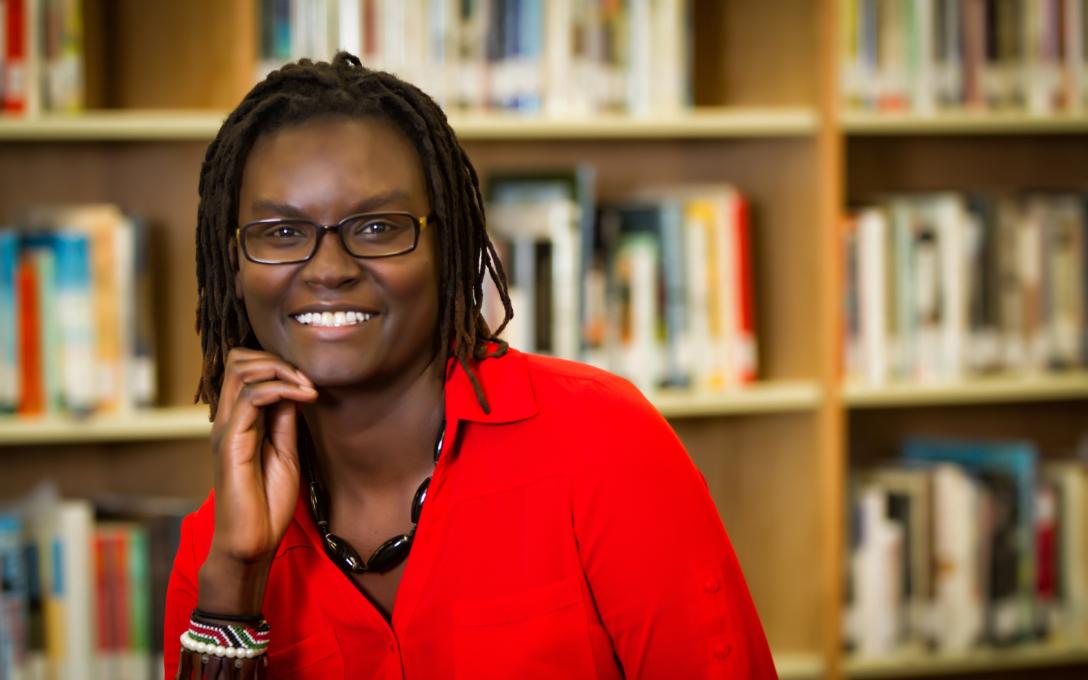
[0,513,28,678]
[53,231,97,414]
[0,230,19,412]
[903,437,1038,641]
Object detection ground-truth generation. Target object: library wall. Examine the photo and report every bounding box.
[1,1,1087,679]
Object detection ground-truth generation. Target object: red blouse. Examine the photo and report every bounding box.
[163,349,777,679]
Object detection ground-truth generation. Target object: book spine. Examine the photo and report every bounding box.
[16,251,43,415]
[0,229,19,411]
[2,0,25,113]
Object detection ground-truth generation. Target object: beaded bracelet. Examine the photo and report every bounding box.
[181,611,271,659]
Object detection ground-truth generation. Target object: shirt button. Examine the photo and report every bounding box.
[703,577,720,593]
[712,641,731,661]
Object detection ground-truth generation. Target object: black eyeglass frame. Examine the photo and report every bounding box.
[235,211,432,265]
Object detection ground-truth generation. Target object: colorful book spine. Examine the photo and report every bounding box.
[0,228,19,412]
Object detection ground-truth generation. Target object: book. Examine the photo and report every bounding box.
[0,228,19,412]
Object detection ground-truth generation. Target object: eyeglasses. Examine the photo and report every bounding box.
[236,211,431,264]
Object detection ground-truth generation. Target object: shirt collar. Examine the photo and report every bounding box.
[279,344,538,553]
[443,345,538,425]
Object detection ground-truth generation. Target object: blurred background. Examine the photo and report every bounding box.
[0,0,1086,678]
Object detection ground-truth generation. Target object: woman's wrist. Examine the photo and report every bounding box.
[197,549,273,618]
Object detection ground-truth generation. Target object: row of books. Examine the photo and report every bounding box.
[841,0,1088,115]
[0,204,156,416]
[846,436,1088,657]
[842,192,1087,386]
[483,169,756,394]
[258,0,692,116]
[0,485,193,680]
[0,0,85,116]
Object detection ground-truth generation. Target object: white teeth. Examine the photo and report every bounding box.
[293,311,373,327]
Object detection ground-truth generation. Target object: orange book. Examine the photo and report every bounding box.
[16,253,42,415]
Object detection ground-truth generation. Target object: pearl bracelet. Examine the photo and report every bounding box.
[182,612,271,659]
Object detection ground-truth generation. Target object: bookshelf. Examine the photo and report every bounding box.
[0,107,819,142]
[844,642,1088,679]
[2,1,1085,679]
[842,111,1088,136]
[0,382,822,446]
[845,372,1088,409]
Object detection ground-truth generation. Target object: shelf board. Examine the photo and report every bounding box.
[774,652,825,679]
[450,107,819,139]
[651,380,822,417]
[844,372,1088,408]
[0,407,210,446]
[0,381,821,446]
[845,641,1088,678]
[843,110,1088,135]
[0,107,819,142]
[0,110,230,141]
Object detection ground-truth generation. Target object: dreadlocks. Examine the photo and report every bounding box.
[194,52,513,418]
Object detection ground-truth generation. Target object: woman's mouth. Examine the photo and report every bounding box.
[291,311,375,327]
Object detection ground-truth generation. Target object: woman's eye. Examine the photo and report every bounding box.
[360,221,391,234]
[265,225,305,239]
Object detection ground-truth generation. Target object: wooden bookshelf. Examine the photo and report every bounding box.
[842,110,1088,135]
[844,372,1088,409]
[844,642,1088,679]
[0,107,818,142]
[0,382,822,446]
[653,381,822,417]
[9,1,1088,678]
[0,407,210,446]
[776,652,827,679]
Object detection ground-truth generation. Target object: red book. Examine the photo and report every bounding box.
[16,253,42,414]
[734,195,756,383]
[3,0,28,114]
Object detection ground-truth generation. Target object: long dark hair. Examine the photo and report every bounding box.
[194,52,512,417]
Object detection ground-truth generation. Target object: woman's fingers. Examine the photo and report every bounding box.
[215,349,312,430]
[221,380,317,463]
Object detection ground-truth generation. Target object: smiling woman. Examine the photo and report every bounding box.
[163,53,776,680]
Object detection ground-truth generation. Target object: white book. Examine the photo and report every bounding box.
[652,0,687,114]
[933,194,968,381]
[626,0,651,116]
[619,237,660,393]
[1043,462,1088,640]
[543,0,572,115]
[35,500,95,680]
[912,0,936,115]
[857,207,889,385]
[681,206,711,390]
[338,0,361,55]
[932,464,984,653]
[852,485,904,656]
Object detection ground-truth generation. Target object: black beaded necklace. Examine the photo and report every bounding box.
[305,420,444,574]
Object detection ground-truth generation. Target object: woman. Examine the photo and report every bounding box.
[164,53,776,679]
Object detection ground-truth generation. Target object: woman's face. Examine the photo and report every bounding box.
[235,116,439,387]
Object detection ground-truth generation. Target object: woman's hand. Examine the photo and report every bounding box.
[197,347,317,616]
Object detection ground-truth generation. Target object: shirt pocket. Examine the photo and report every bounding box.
[451,575,598,680]
[268,631,344,679]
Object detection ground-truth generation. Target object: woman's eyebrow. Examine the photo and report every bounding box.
[249,191,414,219]
[249,200,310,218]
